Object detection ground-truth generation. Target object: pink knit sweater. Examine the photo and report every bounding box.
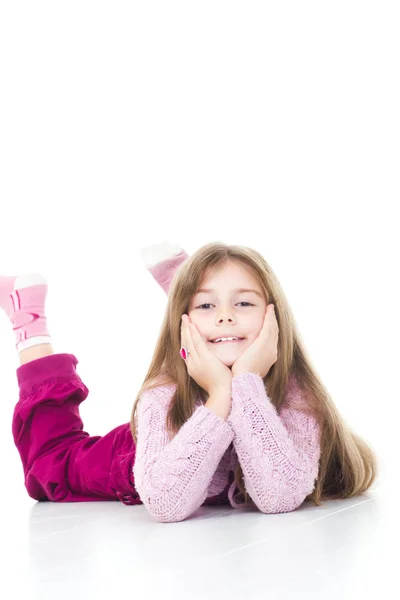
[133,372,321,522]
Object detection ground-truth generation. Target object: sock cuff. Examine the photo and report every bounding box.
[17,336,52,352]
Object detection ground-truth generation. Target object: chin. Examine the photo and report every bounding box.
[220,356,236,368]
[209,342,245,368]
[219,359,233,367]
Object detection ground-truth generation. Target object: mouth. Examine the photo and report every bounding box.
[209,338,245,344]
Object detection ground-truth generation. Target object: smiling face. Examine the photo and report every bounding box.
[187,261,267,368]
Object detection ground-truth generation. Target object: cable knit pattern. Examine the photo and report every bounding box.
[133,386,235,523]
[227,373,321,513]
[133,374,321,522]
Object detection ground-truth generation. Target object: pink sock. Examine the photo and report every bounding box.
[148,250,188,295]
[0,273,52,351]
[141,243,189,295]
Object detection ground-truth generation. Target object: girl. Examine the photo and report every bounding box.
[1,241,378,523]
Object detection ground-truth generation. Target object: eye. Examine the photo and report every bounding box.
[196,302,254,309]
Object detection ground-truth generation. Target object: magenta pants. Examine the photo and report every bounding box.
[12,352,231,507]
[12,353,141,506]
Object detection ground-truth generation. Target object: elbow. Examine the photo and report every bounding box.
[134,474,206,523]
[259,500,302,515]
[138,492,191,523]
[148,507,189,524]
[155,514,186,524]
[144,497,201,524]
[258,470,319,514]
[257,488,311,515]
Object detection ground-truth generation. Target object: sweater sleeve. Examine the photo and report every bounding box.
[132,385,234,523]
[227,373,321,514]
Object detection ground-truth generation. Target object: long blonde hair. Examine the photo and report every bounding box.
[130,242,379,508]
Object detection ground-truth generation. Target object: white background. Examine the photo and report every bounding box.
[0,1,398,596]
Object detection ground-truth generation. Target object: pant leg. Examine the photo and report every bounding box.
[12,353,140,504]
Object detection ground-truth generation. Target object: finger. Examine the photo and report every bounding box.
[180,315,188,343]
[266,304,277,324]
[181,315,198,361]
[187,320,202,361]
[270,304,279,331]
[181,316,190,350]
[258,305,275,339]
[262,305,273,326]
[188,321,206,353]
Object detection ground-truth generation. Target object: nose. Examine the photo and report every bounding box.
[217,314,235,324]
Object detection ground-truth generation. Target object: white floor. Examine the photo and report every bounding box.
[1,336,397,600]
[2,465,396,600]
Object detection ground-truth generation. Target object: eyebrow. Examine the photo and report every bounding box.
[195,287,264,299]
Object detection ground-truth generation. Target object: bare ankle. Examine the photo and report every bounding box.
[19,344,55,365]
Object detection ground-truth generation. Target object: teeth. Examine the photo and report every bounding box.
[213,337,241,343]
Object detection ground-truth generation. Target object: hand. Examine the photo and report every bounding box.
[180,314,232,396]
[231,304,279,378]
